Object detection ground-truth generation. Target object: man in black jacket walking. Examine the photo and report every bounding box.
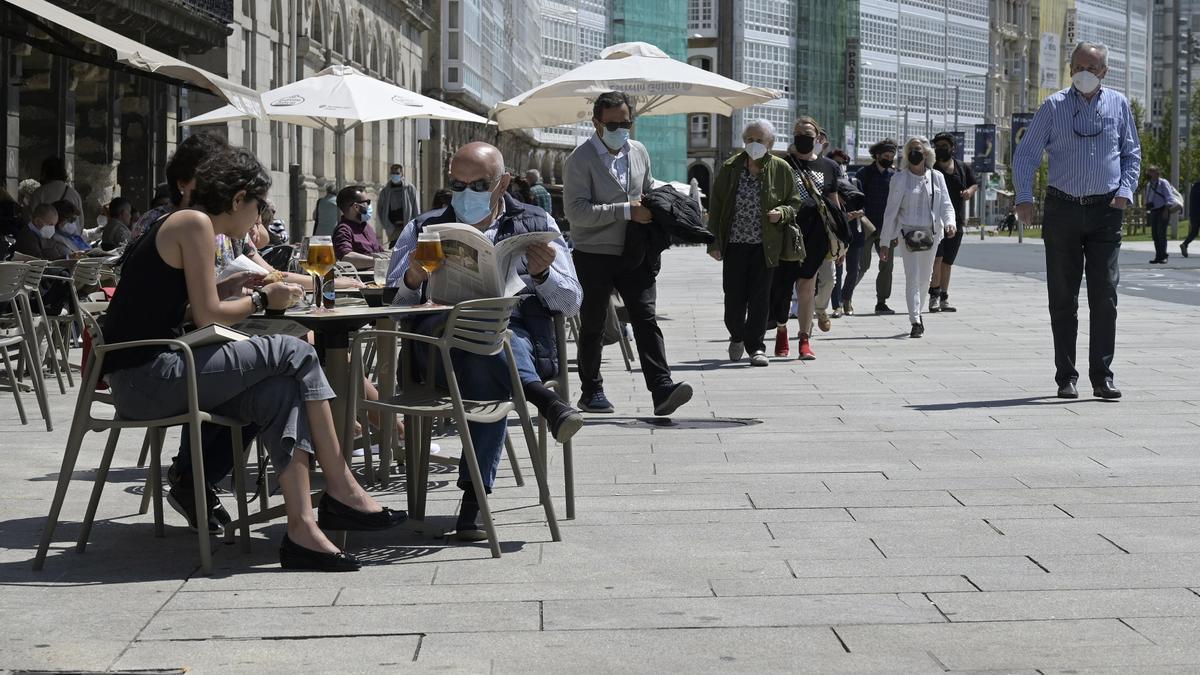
[1185,179,1200,258]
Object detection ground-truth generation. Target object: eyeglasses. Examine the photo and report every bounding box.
[1072,107,1104,138]
[600,121,633,132]
[448,177,500,193]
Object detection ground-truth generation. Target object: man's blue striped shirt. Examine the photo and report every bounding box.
[1013,86,1141,204]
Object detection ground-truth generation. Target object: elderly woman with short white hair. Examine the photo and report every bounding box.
[879,136,956,338]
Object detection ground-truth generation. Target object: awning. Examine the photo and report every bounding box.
[0,0,262,117]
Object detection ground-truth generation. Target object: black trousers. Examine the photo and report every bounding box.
[767,259,802,328]
[721,243,772,354]
[174,422,259,487]
[1043,195,1122,387]
[1184,218,1200,247]
[1149,207,1170,260]
[573,250,672,397]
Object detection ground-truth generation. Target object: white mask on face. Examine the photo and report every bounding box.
[36,224,55,239]
[744,142,768,160]
[1072,70,1101,95]
[63,219,80,236]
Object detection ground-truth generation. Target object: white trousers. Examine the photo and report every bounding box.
[901,245,937,324]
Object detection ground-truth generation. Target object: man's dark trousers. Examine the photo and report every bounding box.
[1042,194,1122,388]
[721,243,771,355]
[1149,206,1169,260]
[573,250,671,396]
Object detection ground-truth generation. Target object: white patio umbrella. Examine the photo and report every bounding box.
[490,42,780,130]
[182,65,490,185]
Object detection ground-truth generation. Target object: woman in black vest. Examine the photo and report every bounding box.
[102,148,405,572]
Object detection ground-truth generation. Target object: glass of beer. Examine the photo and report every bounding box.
[298,235,336,310]
[413,231,444,305]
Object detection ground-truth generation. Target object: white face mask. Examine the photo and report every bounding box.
[1072,70,1101,95]
[63,219,80,236]
[96,214,108,228]
[744,142,768,160]
[36,224,55,239]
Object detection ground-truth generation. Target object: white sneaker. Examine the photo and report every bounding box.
[749,351,769,367]
[727,341,744,361]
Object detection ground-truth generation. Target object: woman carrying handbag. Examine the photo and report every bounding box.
[879,137,957,338]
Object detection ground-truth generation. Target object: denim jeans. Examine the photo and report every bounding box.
[412,315,540,491]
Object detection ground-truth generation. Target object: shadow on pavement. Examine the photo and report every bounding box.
[909,396,1099,411]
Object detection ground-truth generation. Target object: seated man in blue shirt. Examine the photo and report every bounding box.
[386,141,583,541]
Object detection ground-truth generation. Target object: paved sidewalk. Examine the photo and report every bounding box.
[2,246,1200,673]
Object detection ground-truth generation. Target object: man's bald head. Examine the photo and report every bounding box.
[446,141,512,228]
[450,142,505,183]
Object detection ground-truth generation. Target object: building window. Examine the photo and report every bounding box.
[690,114,710,143]
[688,0,713,30]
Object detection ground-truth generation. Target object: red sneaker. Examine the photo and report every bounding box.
[774,327,789,357]
[798,334,816,361]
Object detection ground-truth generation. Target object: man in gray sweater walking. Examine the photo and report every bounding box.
[564,91,693,416]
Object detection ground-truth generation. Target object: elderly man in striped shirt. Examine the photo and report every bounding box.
[1013,41,1140,401]
[387,141,584,541]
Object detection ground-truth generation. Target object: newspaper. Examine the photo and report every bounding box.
[217,254,270,282]
[422,223,560,305]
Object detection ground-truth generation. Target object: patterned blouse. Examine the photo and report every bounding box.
[728,169,764,244]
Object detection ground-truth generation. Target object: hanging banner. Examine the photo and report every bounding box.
[1065,9,1077,48]
[1040,33,1061,89]
[973,124,996,173]
[1011,112,1035,162]
[845,38,859,114]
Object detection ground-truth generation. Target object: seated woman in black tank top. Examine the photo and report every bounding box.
[102,148,405,572]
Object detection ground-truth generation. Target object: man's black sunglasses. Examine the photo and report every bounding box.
[355,199,372,206]
[600,121,633,132]
[448,177,500,193]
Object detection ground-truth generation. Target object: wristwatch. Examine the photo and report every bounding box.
[531,268,550,284]
[251,289,267,312]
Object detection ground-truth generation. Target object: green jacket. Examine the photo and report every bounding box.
[706,151,804,266]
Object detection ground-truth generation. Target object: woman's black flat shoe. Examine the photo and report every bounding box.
[279,534,360,572]
[317,493,408,531]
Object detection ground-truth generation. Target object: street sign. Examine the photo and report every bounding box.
[1011,112,1035,161]
[973,124,996,173]
[1040,33,1061,89]
[845,38,859,114]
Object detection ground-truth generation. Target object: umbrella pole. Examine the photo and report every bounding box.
[334,123,345,189]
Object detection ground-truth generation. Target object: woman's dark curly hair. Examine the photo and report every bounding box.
[190,147,271,216]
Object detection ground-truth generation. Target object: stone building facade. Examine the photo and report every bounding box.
[191,0,432,235]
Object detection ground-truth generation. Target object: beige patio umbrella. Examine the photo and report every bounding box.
[182,65,490,185]
[490,42,780,130]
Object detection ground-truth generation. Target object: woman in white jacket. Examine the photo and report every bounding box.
[879,137,957,337]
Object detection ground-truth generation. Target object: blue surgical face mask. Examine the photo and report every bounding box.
[390,173,403,184]
[602,127,630,150]
[360,204,373,222]
[451,187,496,225]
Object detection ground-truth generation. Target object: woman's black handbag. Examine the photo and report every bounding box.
[901,181,937,252]
[902,228,935,252]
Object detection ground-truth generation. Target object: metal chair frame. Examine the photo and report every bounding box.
[34,309,249,575]
[346,297,561,558]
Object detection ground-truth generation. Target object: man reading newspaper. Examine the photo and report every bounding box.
[386,142,584,542]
